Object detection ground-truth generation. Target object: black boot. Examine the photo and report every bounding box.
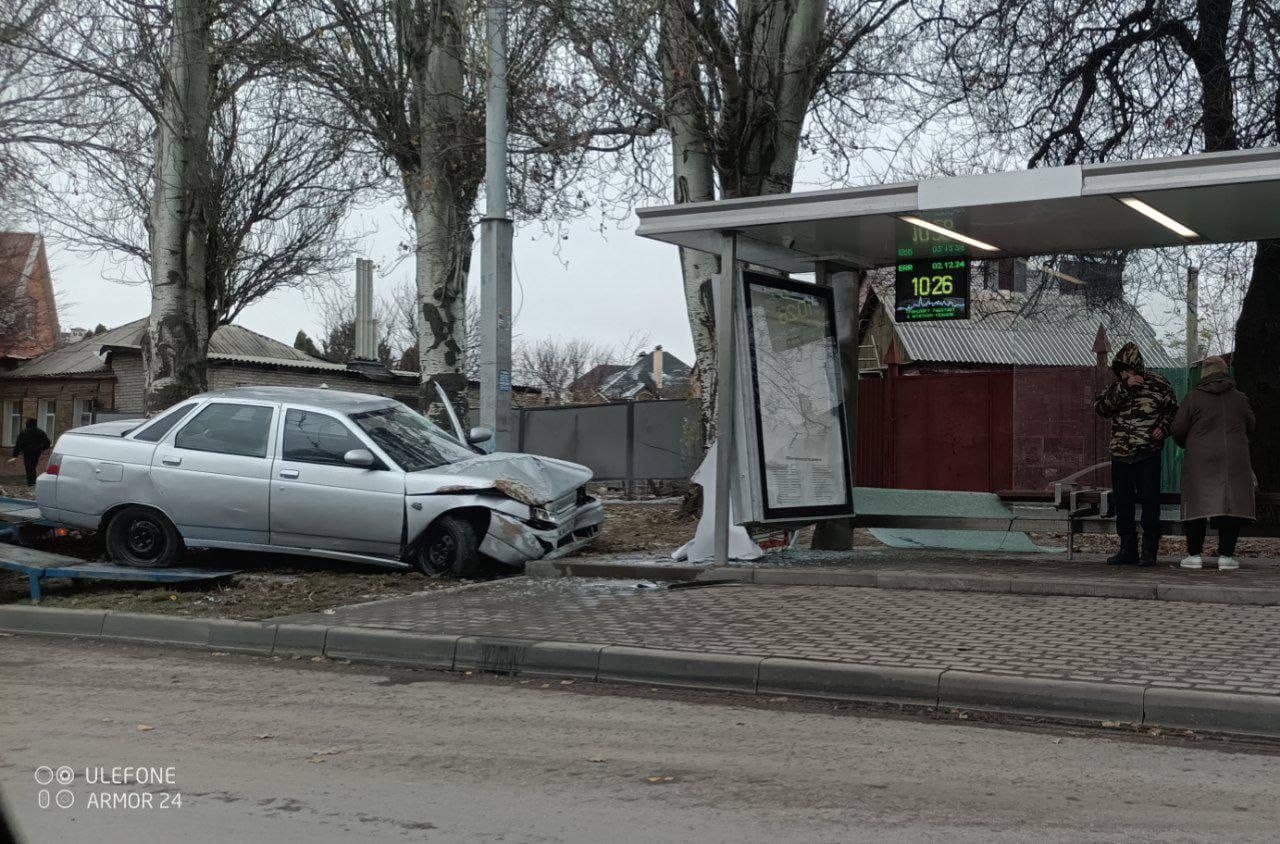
[1138,535,1160,567]
[1107,535,1138,566]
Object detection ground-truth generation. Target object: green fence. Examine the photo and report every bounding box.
[1154,365,1198,494]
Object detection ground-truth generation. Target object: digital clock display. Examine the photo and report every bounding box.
[894,258,970,322]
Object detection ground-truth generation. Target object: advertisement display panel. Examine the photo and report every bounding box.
[741,272,854,521]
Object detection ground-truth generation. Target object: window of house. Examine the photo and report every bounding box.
[3,400,18,446]
[73,397,94,428]
[41,399,56,438]
[174,403,274,458]
[282,410,367,466]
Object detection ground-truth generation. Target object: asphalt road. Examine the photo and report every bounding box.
[2,637,1278,843]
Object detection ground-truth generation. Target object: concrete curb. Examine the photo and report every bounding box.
[534,560,1280,606]
[939,671,1146,724]
[4,607,1280,738]
[758,658,940,706]
[323,627,458,669]
[598,646,760,693]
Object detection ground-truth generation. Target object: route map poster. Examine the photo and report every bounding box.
[742,273,853,520]
[894,257,970,321]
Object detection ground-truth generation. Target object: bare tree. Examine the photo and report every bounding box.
[923,0,1280,496]
[547,0,911,446]
[292,0,659,420]
[514,330,651,404]
[11,1,371,409]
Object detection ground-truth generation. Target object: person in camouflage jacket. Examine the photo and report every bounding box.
[1094,342,1179,565]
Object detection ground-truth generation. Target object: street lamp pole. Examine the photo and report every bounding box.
[479,0,513,450]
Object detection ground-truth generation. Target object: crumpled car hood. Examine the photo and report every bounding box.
[405,452,591,505]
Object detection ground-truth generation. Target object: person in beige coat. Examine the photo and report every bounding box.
[1171,356,1256,570]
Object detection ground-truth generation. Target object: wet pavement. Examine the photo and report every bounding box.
[276,576,1280,695]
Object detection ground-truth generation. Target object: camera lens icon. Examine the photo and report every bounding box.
[56,766,75,785]
[34,766,53,785]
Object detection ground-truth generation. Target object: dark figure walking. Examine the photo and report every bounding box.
[1094,343,1179,566]
[10,418,51,486]
[1172,356,1256,571]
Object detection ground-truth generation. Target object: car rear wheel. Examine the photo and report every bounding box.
[417,515,479,578]
[105,506,182,569]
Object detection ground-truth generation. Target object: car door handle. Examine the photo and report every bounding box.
[278,469,300,479]
[162,456,181,466]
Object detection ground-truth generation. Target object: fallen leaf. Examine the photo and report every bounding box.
[321,609,336,615]
[560,680,575,686]
[308,757,326,764]
[210,651,229,657]
[1101,720,1122,729]
[588,756,607,763]
[136,724,154,732]
[464,671,473,676]
[645,776,663,783]
[256,734,273,740]
[310,656,327,663]
[168,595,177,601]
[1051,738,1062,744]
[540,683,550,689]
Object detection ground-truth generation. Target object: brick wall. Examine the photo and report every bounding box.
[110,355,145,412]
[0,377,115,445]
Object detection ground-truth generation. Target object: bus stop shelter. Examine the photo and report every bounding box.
[635,147,1280,565]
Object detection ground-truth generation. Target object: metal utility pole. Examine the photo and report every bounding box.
[479,0,513,451]
[1186,266,1199,369]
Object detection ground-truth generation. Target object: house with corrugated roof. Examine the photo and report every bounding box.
[0,316,542,449]
[852,268,1179,496]
[857,275,1176,376]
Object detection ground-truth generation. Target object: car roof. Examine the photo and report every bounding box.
[201,386,402,413]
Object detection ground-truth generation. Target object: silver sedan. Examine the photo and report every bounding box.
[35,386,603,575]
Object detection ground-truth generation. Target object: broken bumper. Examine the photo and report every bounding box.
[479,498,605,566]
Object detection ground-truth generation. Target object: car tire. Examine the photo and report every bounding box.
[417,515,479,578]
[105,506,183,569]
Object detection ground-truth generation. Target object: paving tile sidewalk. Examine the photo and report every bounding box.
[277,578,1280,696]
[543,547,1280,605]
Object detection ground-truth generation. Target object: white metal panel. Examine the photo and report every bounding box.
[918,165,1082,210]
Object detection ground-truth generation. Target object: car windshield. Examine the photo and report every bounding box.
[349,404,475,472]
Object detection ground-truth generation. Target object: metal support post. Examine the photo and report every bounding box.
[1185,266,1199,370]
[479,0,513,451]
[811,261,863,550]
[713,233,738,567]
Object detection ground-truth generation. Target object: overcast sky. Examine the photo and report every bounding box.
[43,198,701,366]
[39,149,1193,368]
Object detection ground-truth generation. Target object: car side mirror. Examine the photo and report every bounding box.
[466,427,492,445]
[343,448,376,468]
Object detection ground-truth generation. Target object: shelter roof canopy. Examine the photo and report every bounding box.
[635,148,1280,272]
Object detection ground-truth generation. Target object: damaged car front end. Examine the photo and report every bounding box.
[351,399,604,577]
[403,454,604,572]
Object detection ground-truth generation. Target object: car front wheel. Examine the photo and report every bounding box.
[416,515,479,578]
[105,506,182,569]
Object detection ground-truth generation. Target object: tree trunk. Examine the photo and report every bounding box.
[144,0,212,412]
[410,184,473,421]
[1234,239,1280,507]
[662,0,718,446]
[407,0,475,422]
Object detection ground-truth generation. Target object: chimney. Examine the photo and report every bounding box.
[652,345,664,390]
[353,258,377,360]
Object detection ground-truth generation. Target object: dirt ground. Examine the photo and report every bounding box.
[0,503,696,618]
[5,500,1278,618]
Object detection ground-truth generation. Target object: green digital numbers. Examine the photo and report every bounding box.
[911,274,954,296]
